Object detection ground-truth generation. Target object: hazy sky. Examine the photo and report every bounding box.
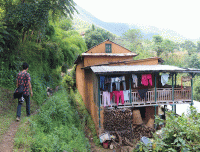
[74,0,200,40]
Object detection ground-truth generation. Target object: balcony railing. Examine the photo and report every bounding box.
[100,87,191,107]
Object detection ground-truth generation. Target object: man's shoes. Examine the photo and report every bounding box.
[16,117,20,121]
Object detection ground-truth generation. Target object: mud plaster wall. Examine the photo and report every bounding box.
[84,56,133,67]
[84,69,100,135]
[76,62,86,105]
[87,41,132,54]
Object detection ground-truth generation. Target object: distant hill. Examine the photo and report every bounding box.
[73,5,198,42]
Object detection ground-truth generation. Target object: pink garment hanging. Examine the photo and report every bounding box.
[110,91,124,106]
[146,74,152,86]
[141,74,152,86]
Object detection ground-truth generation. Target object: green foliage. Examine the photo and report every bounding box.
[153,35,163,43]
[184,53,200,69]
[123,29,143,44]
[62,74,74,91]
[151,107,200,151]
[152,35,163,56]
[72,17,92,33]
[30,89,90,151]
[194,76,200,101]
[197,41,200,52]
[69,89,100,146]
[161,39,178,53]
[14,117,33,151]
[85,24,115,49]
[180,40,197,55]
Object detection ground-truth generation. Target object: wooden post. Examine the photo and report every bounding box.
[154,105,158,129]
[172,73,174,112]
[155,73,157,103]
[164,105,166,120]
[129,74,132,104]
[174,73,177,113]
[98,75,101,130]
[154,73,157,129]
[190,73,194,106]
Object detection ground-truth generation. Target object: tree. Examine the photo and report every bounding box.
[180,40,196,55]
[152,35,163,56]
[85,30,104,49]
[197,41,200,52]
[84,24,115,49]
[185,53,200,69]
[122,29,143,44]
[3,0,77,42]
[120,29,143,52]
[161,39,178,53]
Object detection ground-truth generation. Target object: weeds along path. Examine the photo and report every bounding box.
[0,87,39,152]
[0,121,20,152]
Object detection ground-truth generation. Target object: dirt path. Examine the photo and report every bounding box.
[0,121,19,152]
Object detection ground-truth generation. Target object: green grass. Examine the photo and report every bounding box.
[14,88,91,152]
[1,85,100,151]
[0,87,17,140]
[13,117,33,152]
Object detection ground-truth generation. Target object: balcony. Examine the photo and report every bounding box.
[100,87,191,107]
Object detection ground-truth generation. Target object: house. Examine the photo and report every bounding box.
[74,39,200,136]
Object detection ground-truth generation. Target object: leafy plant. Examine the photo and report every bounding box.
[30,89,91,151]
[151,107,200,151]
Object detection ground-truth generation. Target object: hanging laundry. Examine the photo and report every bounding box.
[105,77,111,84]
[119,76,126,90]
[132,74,138,88]
[123,90,130,101]
[141,74,152,86]
[110,76,126,92]
[138,89,148,101]
[110,91,124,106]
[103,91,111,107]
[161,74,169,86]
[100,76,105,90]
[146,74,152,86]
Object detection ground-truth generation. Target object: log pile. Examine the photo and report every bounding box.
[104,108,132,131]
[109,130,132,141]
[132,125,155,141]
[103,108,155,150]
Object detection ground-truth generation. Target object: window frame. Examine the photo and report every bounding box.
[105,44,112,53]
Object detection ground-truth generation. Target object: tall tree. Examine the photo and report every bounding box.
[197,41,200,52]
[122,29,142,44]
[161,39,178,54]
[180,40,196,55]
[152,35,163,56]
[3,0,77,42]
[84,24,115,49]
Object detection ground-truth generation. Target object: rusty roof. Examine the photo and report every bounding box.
[81,53,137,56]
[90,65,200,74]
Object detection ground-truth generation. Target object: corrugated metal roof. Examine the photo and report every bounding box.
[82,53,137,56]
[90,65,200,74]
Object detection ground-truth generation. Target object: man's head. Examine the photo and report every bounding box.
[22,62,29,70]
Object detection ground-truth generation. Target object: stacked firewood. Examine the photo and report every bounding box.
[104,108,132,131]
[108,130,132,141]
[132,125,155,141]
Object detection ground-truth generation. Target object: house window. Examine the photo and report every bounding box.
[105,44,112,53]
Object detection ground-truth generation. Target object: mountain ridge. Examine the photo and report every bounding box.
[73,5,199,42]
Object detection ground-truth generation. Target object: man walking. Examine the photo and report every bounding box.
[16,62,33,121]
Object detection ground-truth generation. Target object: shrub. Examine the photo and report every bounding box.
[30,89,91,151]
[151,106,200,151]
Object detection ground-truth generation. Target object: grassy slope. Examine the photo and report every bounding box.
[11,88,99,151]
[0,87,39,141]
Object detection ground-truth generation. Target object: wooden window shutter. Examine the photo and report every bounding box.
[105,44,112,53]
